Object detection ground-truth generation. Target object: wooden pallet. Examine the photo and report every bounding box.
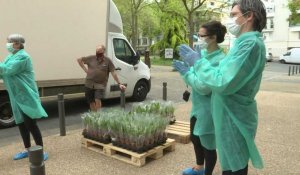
[81,137,175,167]
[165,121,190,144]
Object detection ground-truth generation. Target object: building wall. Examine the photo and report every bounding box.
[194,0,300,58]
[262,0,300,57]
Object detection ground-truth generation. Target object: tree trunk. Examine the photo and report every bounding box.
[188,14,194,48]
[135,13,139,51]
[131,11,137,50]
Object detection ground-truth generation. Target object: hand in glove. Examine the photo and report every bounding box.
[194,44,202,55]
[172,60,190,75]
[179,44,201,66]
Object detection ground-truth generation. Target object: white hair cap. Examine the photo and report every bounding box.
[7,34,25,44]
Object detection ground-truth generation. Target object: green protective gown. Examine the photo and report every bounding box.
[0,49,47,124]
[183,48,225,150]
[187,32,265,171]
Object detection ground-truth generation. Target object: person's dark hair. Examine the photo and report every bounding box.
[19,44,24,49]
[201,21,227,43]
[232,0,266,32]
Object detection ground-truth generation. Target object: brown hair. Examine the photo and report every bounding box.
[201,21,227,43]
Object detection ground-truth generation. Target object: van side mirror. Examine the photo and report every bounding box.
[135,52,140,60]
[132,52,140,65]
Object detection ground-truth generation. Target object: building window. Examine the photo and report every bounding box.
[264,0,275,13]
[263,33,267,40]
[142,38,148,45]
[266,7,275,13]
[270,18,274,29]
[265,18,274,30]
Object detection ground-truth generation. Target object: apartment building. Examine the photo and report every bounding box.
[205,0,300,57]
[263,0,300,57]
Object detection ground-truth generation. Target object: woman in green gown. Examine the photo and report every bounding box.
[0,34,48,161]
[174,21,227,175]
[178,0,267,174]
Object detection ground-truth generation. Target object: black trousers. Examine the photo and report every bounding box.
[222,165,248,175]
[18,113,43,149]
[190,116,217,175]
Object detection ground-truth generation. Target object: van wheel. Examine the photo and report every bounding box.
[132,80,148,102]
[280,60,286,64]
[0,96,15,128]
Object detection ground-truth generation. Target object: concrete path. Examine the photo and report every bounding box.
[1,75,300,175]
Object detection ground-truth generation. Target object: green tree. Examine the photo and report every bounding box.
[114,0,150,50]
[288,0,300,26]
[155,0,230,47]
[139,3,162,44]
[114,0,132,40]
[150,13,188,59]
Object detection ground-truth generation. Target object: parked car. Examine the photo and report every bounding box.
[266,52,273,62]
[279,48,300,64]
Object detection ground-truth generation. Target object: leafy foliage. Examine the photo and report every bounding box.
[288,0,300,26]
[115,0,230,58]
[153,0,229,54]
[150,14,188,59]
[114,0,151,50]
[131,100,175,120]
[81,107,169,140]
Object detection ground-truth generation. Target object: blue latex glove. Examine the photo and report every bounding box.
[172,60,189,75]
[179,44,201,66]
[194,44,202,55]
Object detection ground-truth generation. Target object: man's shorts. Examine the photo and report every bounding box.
[85,87,105,103]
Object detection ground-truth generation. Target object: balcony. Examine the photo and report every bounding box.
[289,24,300,32]
[263,28,274,33]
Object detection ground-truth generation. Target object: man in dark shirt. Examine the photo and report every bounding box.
[77,45,126,111]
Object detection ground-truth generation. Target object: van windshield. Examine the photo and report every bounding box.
[284,51,291,56]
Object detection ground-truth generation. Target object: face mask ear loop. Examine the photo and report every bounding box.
[238,11,250,23]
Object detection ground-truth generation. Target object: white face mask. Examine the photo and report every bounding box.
[226,12,248,36]
[6,43,15,53]
[198,38,208,49]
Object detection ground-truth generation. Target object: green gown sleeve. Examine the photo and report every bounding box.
[0,50,48,124]
[183,62,211,95]
[0,56,28,76]
[193,37,265,95]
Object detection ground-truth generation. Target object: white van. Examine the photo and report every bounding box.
[279,48,300,64]
[0,0,151,127]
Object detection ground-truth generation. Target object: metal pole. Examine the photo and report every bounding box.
[144,50,151,68]
[288,66,291,76]
[292,66,295,75]
[28,146,45,175]
[120,90,125,109]
[296,66,298,74]
[58,93,66,136]
[163,82,167,101]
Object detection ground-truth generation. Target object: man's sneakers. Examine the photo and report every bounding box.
[13,151,28,160]
[182,167,205,175]
[13,151,49,161]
